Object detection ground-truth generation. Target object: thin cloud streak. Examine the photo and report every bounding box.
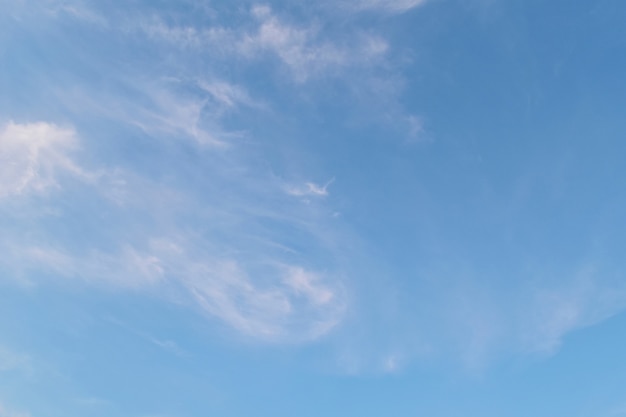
[3,236,346,342]
[349,0,428,13]
[0,118,347,343]
[522,265,626,354]
[0,122,83,198]
[7,0,621,376]
[286,179,334,198]
[141,5,389,82]
[7,116,616,360]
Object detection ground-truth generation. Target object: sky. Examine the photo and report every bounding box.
[2,0,626,415]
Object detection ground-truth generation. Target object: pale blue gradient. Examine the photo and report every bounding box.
[2,1,626,416]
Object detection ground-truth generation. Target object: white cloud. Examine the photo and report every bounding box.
[1,241,166,289]
[198,80,261,110]
[142,6,388,82]
[149,338,188,357]
[239,6,346,81]
[78,78,259,147]
[351,0,428,13]
[522,266,626,353]
[283,266,336,305]
[0,114,347,344]
[2,231,345,342]
[381,353,403,372]
[131,89,226,147]
[241,6,388,81]
[363,259,626,372]
[139,18,225,48]
[48,1,109,27]
[103,316,189,357]
[0,2,405,351]
[149,238,346,342]
[286,179,334,197]
[0,121,86,198]
[406,115,426,141]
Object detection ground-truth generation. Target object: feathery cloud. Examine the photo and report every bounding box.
[286,179,334,198]
[0,122,85,198]
[0,114,347,342]
[351,0,428,13]
[522,266,626,353]
[142,5,388,82]
[5,236,346,342]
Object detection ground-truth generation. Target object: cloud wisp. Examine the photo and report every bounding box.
[142,4,388,82]
[286,178,334,198]
[0,122,88,198]
[4,234,347,343]
[6,0,624,377]
[349,0,428,13]
[522,265,626,354]
[0,119,347,343]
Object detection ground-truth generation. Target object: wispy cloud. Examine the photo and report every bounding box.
[283,266,336,305]
[406,115,426,141]
[182,253,345,341]
[7,235,346,342]
[0,121,88,198]
[131,87,227,147]
[349,258,626,373]
[30,1,419,142]
[349,0,428,13]
[286,178,334,198]
[239,5,388,81]
[47,1,109,27]
[521,264,626,354]
[103,316,189,358]
[142,5,388,82]
[198,80,263,111]
[1,242,166,289]
[0,116,347,342]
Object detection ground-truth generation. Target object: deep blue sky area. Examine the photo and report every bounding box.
[2,1,626,416]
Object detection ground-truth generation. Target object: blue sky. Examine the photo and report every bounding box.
[2,0,626,415]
